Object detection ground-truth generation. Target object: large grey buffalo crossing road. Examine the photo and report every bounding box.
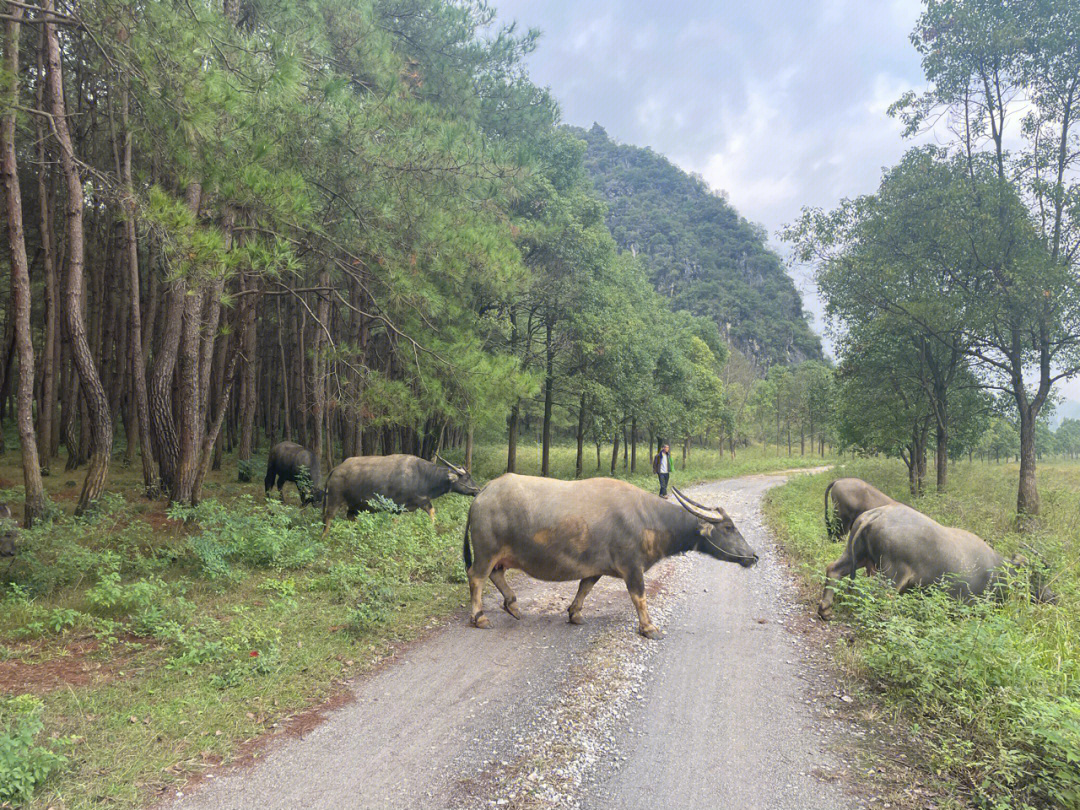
[170,470,859,810]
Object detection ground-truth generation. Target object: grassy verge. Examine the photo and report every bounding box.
[0,442,832,808]
[763,459,1080,810]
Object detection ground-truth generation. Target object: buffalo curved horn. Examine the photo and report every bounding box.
[671,487,723,523]
[435,453,468,477]
[670,487,717,513]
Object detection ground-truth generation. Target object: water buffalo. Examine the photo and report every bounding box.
[322,453,480,536]
[462,476,758,639]
[265,441,323,505]
[818,503,1055,619]
[824,477,897,541]
[0,503,15,557]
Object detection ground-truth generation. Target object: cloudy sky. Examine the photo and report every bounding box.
[493,0,931,351]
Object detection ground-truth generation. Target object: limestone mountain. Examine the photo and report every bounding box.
[573,123,821,367]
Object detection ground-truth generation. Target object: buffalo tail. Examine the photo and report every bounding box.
[824,480,837,540]
[462,511,473,572]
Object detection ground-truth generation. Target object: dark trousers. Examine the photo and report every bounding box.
[658,473,669,497]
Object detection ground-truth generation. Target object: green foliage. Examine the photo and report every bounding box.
[765,461,1080,808]
[0,695,69,805]
[237,459,256,484]
[171,497,320,574]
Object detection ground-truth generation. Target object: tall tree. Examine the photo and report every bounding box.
[891,0,1080,515]
[1,1,44,524]
[43,0,113,514]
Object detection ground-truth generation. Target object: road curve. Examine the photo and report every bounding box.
[168,469,858,810]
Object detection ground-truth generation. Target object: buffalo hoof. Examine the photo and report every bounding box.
[639,626,662,641]
[503,600,521,620]
[568,611,584,625]
[471,613,490,629]
[817,606,833,621]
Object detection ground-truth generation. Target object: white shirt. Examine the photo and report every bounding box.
[659,453,669,474]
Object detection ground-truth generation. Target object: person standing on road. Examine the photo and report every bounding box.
[652,443,672,497]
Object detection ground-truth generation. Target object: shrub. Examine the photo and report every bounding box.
[172,498,320,574]
[0,695,68,805]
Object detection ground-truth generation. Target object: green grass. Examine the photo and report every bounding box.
[763,459,1080,810]
[0,441,833,808]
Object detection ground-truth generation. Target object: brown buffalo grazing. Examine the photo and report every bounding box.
[322,454,480,536]
[265,441,323,505]
[818,503,1055,619]
[824,477,897,541]
[0,503,15,557]
[462,475,757,639]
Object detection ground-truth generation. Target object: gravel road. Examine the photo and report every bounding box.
[169,469,860,810]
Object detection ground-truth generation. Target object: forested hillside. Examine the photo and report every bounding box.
[574,124,821,367]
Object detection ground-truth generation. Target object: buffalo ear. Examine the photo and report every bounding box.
[448,472,460,482]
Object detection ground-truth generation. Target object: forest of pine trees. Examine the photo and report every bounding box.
[0,0,826,525]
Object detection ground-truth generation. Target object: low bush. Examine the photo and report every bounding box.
[0,695,69,805]
[765,461,1080,809]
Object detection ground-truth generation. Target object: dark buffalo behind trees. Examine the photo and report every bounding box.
[824,477,897,541]
[462,476,758,639]
[0,503,16,557]
[818,503,1056,619]
[321,454,480,535]
[264,442,322,505]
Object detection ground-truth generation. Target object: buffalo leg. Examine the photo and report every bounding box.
[321,497,340,539]
[468,559,495,629]
[626,569,660,639]
[819,551,858,620]
[425,504,436,522]
[894,570,916,594]
[489,568,520,619]
[264,467,276,500]
[568,575,601,624]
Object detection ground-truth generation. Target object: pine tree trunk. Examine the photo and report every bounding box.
[610,428,620,476]
[236,274,259,479]
[119,84,158,497]
[2,6,45,524]
[34,35,58,471]
[541,320,553,477]
[630,417,637,473]
[312,273,330,469]
[192,347,240,505]
[149,279,184,492]
[0,304,14,454]
[173,274,204,503]
[44,6,112,513]
[276,296,291,441]
[575,392,586,479]
[507,403,519,473]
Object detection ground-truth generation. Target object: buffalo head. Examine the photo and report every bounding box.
[436,455,482,496]
[671,488,757,567]
[1008,552,1058,604]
